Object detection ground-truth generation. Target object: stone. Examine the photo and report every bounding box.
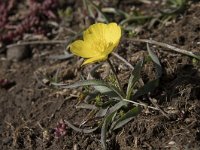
[6,45,32,61]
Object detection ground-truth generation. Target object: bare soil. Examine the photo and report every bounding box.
[0,1,200,150]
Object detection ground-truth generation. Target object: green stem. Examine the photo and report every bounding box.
[122,98,159,110]
[111,52,144,86]
[107,58,124,94]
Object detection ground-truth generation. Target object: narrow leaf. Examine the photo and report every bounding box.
[101,112,116,150]
[132,79,159,100]
[94,86,120,98]
[147,43,162,78]
[101,99,118,108]
[65,120,98,133]
[111,107,141,130]
[96,108,109,117]
[61,79,124,98]
[51,82,68,86]
[84,91,100,103]
[108,101,127,115]
[126,60,143,99]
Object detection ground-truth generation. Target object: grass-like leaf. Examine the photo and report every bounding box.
[101,99,119,108]
[160,0,186,15]
[94,85,120,98]
[84,91,100,103]
[108,101,127,115]
[61,79,125,98]
[132,79,159,100]
[101,111,116,150]
[126,60,143,99]
[111,106,141,130]
[65,120,98,134]
[95,108,109,117]
[147,43,162,78]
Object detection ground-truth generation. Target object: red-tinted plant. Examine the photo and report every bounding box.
[0,0,59,43]
[54,119,67,139]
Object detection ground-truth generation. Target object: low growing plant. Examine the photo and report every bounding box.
[53,22,162,149]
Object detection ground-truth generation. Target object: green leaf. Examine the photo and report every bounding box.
[111,106,141,130]
[108,101,127,115]
[101,112,116,150]
[51,82,69,86]
[132,79,159,100]
[147,43,162,78]
[95,108,109,117]
[100,99,121,109]
[61,79,125,98]
[65,120,98,134]
[126,60,143,99]
[94,86,120,98]
[84,91,100,103]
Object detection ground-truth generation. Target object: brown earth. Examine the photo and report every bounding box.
[0,1,200,150]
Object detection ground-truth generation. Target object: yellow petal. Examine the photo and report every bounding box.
[83,23,107,42]
[104,43,116,56]
[83,23,121,55]
[105,23,121,47]
[69,40,99,58]
[69,22,121,66]
[101,23,121,55]
[82,55,107,65]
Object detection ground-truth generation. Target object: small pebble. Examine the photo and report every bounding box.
[42,78,50,85]
[7,45,31,61]
[168,141,176,145]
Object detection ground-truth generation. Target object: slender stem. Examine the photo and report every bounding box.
[128,38,200,60]
[111,52,134,70]
[122,98,159,110]
[111,52,144,86]
[107,58,124,93]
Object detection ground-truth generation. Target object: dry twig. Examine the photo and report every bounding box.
[128,38,200,60]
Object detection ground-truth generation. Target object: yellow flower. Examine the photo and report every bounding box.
[69,22,121,65]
